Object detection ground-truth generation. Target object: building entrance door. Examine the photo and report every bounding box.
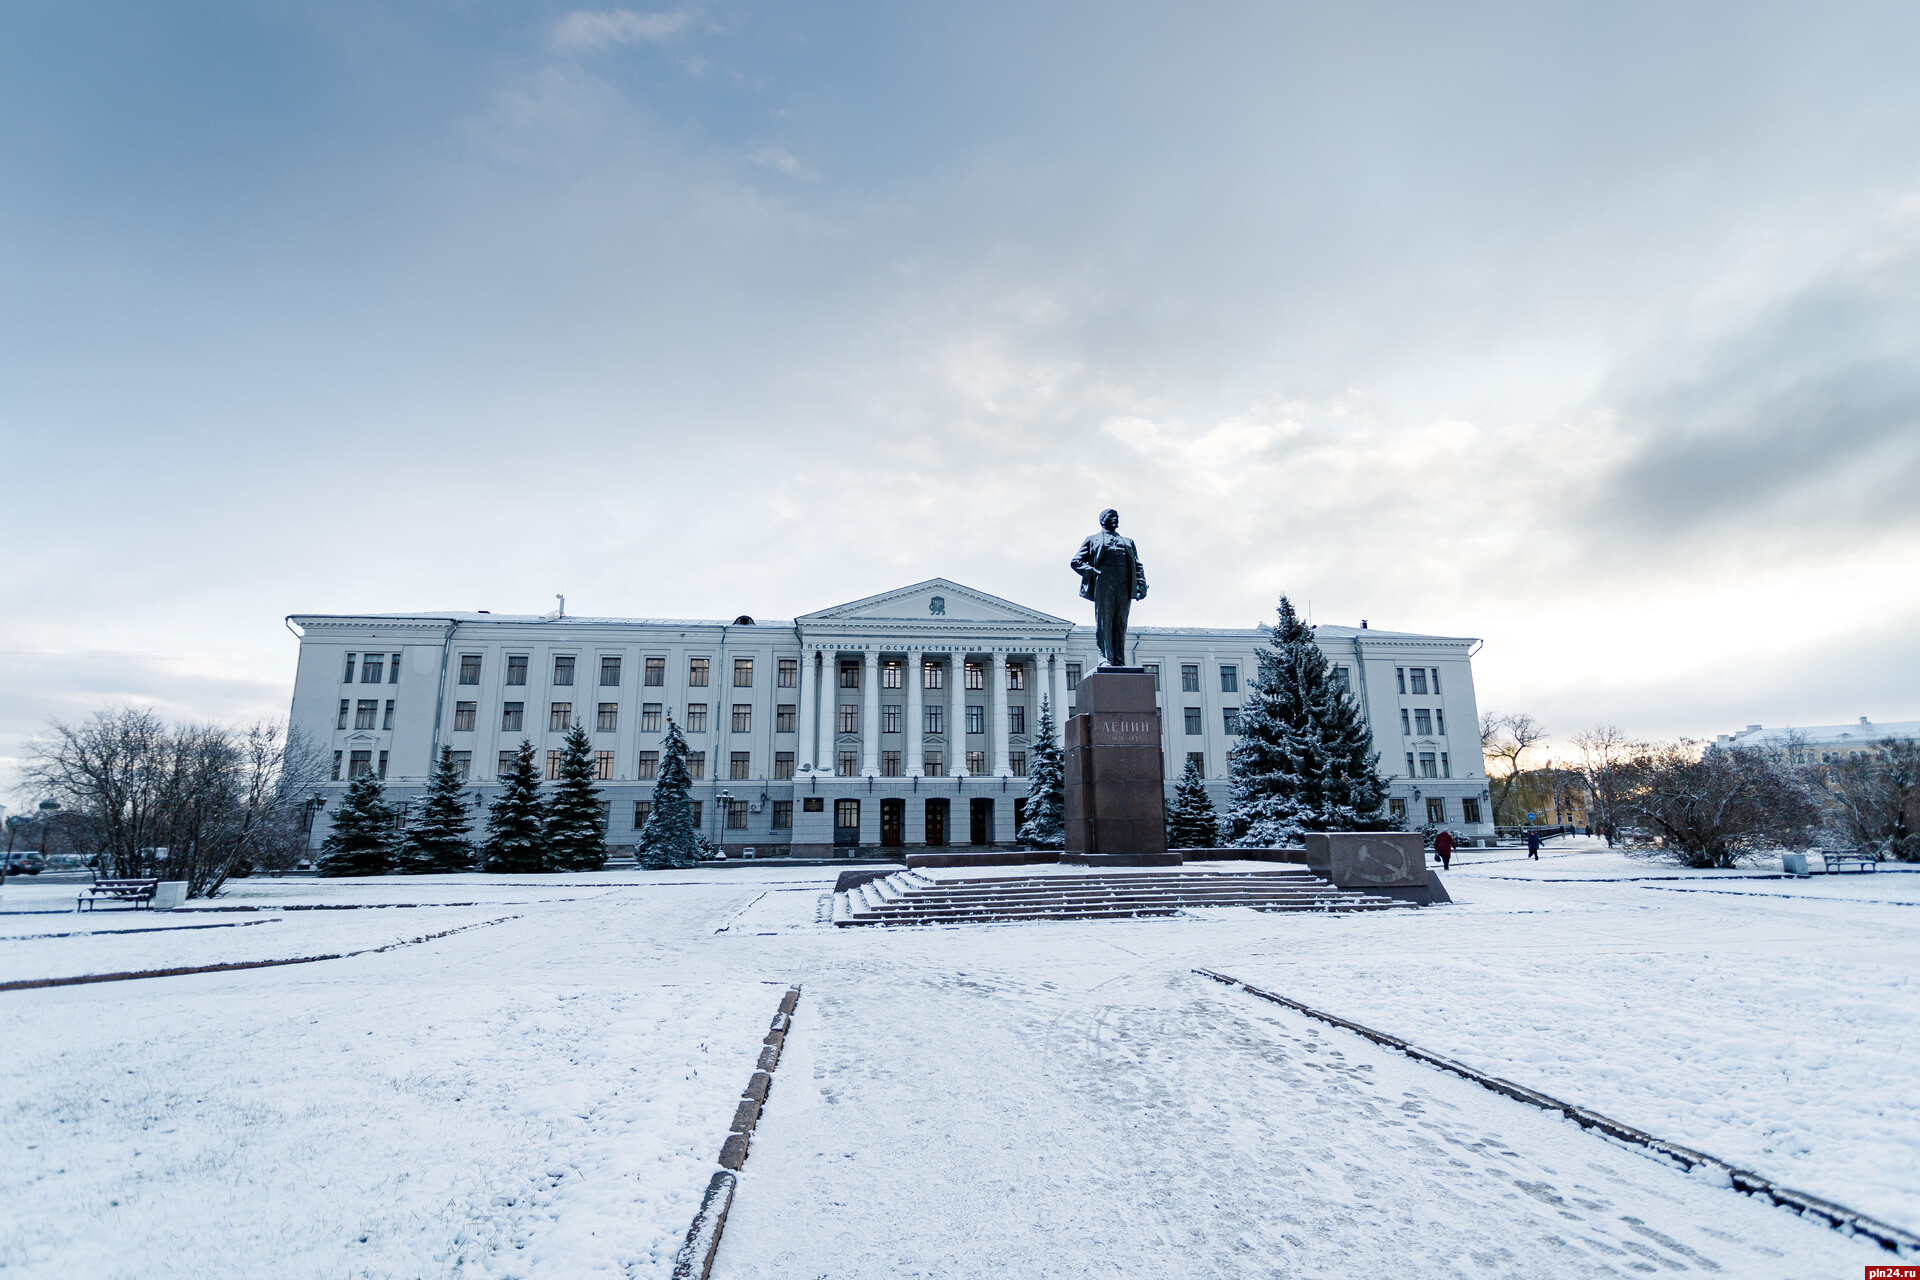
[969,797,993,845]
[924,798,948,847]
[879,798,904,847]
[834,799,861,850]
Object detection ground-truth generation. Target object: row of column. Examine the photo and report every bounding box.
[795,649,1072,778]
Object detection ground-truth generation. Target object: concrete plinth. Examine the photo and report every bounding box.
[1301,832,1427,889]
[1063,670,1168,858]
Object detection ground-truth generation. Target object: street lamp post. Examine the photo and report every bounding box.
[715,789,732,859]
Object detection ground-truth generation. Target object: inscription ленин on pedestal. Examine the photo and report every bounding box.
[1063,670,1167,858]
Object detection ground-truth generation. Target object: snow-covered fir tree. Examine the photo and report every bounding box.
[1226,595,1391,846]
[637,716,704,869]
[318,771,396,877]
[1166,754,1222,849]
[1016,696,1065,849]
[544,721,608,872]
[482,739,549,873]
[401,747,477,873]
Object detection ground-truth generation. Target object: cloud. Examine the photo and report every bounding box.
[750,147,816,180]
[551,8,695,52]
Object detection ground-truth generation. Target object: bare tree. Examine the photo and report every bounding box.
[1618,741,1821,868]
[1481,712,1547,823]
[1825,738,1920,862]
[1569,724,1643,844]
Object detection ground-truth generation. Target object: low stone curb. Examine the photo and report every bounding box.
[0,916,519,993]
[1195,968,1920,1256]
[672,985,802,1280]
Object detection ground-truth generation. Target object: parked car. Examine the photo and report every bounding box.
[3,851,48,875]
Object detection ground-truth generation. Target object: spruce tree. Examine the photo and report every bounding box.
[1226,595,1391,846]
[637,716,704,869]
[1017,696,1066,849]
[401,747,477,873]
[545,721,608,872]
[482,740,550,873]
[1167,755,1222,849]
[318,771,396,877]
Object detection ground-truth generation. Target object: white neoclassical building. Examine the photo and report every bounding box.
[288,579,1495,855]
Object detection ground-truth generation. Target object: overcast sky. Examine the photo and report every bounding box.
[5,0,1919,786]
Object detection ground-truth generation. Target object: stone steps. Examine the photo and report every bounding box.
[834,868,1416,925]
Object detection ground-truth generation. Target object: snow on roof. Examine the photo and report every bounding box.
[1717,720,1920,748]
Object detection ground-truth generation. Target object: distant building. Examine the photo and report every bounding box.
[1714,718,1920,765]
[286,578,1495,855]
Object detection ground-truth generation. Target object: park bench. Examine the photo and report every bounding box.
[1821,850,1878,874]
[78,877,159,911]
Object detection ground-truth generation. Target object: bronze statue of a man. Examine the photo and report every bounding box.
[1070,508,1148,668]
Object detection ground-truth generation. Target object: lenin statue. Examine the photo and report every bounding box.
[1070,508,1149,668]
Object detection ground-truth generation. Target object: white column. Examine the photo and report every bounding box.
[796,646,818,772]
[1050,651,1067,746]
[862,649,881,777]
[950,650,970,775]
[906,647,925,777]
[816,651,836,775]
[992,651,1011,776]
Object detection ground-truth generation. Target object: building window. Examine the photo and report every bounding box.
[1419,752,1438,779]
[595,751,614,780]
[633,801,653,829]
[835,798,859,829]
[687,751,706,780]
[837,750,858,777]
[506,655,529,686]
[598,703,618,733]
[349,750,372,778]
[1409,668,1428,695]
[774,751,794,780]
[1405,752,1416,776]
[502,702,525,731]
[1395,667,1406,694]
[1222,708,1241,735]
[1066,662,1081,690]
[1007,664,1024,691]
[732,704,752,733]
[1145,663,1159,690]
[443,750,471,781]
[1184,707,1203,735]
[966,751,985,775]
[362,654,384,684]
[777,658,798,688]
[838,703,859,733]
[336,699,349,730]
[684,704,708,733]
[772,800,792,829]
[882,750,902,777]
[332,750,342,780]
[1430,668,1442,695]
[733,658,753,687]
[882,704,901,734]
[453,702,477,732]
[1401,709,1411,735]
[553,656,575,686]
[1008,706,1026,736]
[923,751,943,776]
[375,750,388,778]
[497,751,516,776]
[549,703,572,732]
[356,700,378,730]
[1389,797,1408,821]
[1427,798,1447,824]
[1462,798,1482,824]
[925,706,944,735]
[458,654,482,685]
[923,662,944,690]
[1414,709,1432,735]
[776,704,796,733]
[1011,751,1027,777]
[546,751,563,779]
[1435,709,1446,735]
[966,705,984,735]
[343,653,357,683]
[1441,752,1451,778]
[1331,666,1349,693]
[965,662,984,691]
[1187,751,1205,776]
[689,658,709,688]
[839,661,860,689]
[730,751,751,780]
[1182,664,1200,692]
[644,657,665,687]
[689,801,703,829]
[726,799,748,830]
[636,751,658,780]
[882,661,902,689]
[600,656,622,686]
[389,654,400,685]
[641,704,662,732]
[1220,665,1238,693]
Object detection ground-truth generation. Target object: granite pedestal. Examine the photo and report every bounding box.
[1062,669,1173,864]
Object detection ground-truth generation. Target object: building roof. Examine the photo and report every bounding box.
[1715,719,1920,748]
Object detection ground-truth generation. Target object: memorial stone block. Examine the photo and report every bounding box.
[1063,669,1168,859]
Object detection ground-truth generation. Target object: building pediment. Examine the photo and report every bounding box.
[798,579,1072,629]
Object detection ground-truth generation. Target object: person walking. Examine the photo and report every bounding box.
[1526,830,1542,860]
[1433,829,1454,871]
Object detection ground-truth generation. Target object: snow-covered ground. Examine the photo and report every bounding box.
[3,846,1913,1278]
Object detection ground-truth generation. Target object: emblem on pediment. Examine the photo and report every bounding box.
[929,596,946,616]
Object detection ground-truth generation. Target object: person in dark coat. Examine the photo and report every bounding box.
[1433,829,1454,870]
[1526,830,1542,860]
